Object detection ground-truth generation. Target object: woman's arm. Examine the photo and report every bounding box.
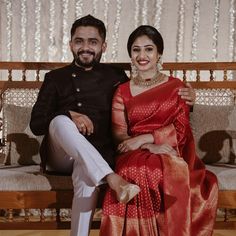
[112,87,154,152]
[112,87,130,144]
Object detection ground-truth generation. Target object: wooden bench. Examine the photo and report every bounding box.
[0,61,235,230]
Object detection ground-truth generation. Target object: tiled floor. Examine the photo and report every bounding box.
[0,230,235,236]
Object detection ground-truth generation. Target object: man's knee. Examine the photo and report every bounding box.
[49,115,72,134]
[50,115,70,128]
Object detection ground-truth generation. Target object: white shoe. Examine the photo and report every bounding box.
[117,184,141,204]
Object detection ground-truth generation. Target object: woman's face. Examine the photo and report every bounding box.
[131,35,160,73]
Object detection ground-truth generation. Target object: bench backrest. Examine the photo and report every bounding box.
[0,61,236,166]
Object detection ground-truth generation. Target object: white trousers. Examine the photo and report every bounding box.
[48,115,113,236]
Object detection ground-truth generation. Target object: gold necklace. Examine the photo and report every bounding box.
[131,72,163,88]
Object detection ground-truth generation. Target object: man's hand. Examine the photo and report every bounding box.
[178,82,196,106]
[69,111,94,136]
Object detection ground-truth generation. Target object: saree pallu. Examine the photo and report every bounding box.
[100,77,218,236]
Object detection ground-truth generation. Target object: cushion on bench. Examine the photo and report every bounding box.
[206,164,236,190]
[191,104,236,164]
[3,104,42,165]
[190,103,236,190]
[2,88,41,166]
[0,165,73,191]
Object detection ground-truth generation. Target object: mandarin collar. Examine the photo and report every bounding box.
[71,60,101,73]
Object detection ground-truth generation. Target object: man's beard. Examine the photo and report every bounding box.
[74,50,102,68]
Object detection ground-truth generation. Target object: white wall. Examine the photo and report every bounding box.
[0,0,236,63]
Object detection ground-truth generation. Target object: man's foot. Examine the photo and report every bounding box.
[117,183,140,203]
[106,173,140,204]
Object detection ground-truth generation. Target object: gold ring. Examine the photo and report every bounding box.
[80,123,85,127]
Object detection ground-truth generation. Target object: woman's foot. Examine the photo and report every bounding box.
[106,173,140,204]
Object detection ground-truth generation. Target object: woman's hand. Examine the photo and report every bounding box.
[141,143,178,156]
[117,134,154,153]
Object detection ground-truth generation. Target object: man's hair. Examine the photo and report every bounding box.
[127,25,164,57]
[71,14,106,41]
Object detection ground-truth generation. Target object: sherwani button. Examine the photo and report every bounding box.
[72,73,76,78]
[77,102,82,107]
[76,88,80,92]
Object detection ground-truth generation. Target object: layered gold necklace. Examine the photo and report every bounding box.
[132,72,163,88]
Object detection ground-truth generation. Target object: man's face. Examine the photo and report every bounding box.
[70,26,107,69]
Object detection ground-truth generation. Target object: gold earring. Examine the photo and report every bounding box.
[157,56,163,71]
[131,62,138,78]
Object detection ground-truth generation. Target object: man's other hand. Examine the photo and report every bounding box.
[178,82,196,106]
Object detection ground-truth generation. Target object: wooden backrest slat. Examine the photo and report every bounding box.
[0,81,42,94]
[189,81,236,89]
[1,61,236,71]
[1,61,236,90]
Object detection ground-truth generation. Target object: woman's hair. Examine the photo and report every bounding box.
[127,25,164,57]
[71,14,106,42]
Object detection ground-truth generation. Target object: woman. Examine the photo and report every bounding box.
[100,25,218,236]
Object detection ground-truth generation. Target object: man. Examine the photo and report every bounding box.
[30,15,195,236]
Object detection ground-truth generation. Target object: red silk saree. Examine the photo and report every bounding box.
[100,77,218,236]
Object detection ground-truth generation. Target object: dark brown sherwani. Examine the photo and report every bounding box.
[30,61,128,171]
